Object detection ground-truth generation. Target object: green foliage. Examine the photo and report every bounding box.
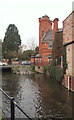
[12,67,20,74]
[2,24,21,59]
[57,57,61,65]
[18,52,26,60]
[51,66,63,83]
[18,46,39,60]
[55,66,63,83]
[23,50,33,60]
[43,66,48,74]
[31,65,35,72]
[43,60,63,83]
[52,31,63,59]
[63,47,68,74]
[5,50,17,59]
[34,46,39,55]
[49,65,63,83]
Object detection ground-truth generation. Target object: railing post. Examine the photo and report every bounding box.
[11,98,15,120]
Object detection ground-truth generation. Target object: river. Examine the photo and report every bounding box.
[1,71,74,119]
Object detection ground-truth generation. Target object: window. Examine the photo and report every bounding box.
[40,58,42,63]
[35,58,38,63]
[48,40,52,48]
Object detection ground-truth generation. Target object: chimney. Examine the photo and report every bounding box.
[53,18,59,31]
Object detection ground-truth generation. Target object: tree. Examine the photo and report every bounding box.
[27,38,36,50]
[3,24,21,58]
[32,46,39,56]
[52,31,63,60]
[23,50,33,60]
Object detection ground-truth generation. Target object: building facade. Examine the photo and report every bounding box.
[63,11,74,91]
[34,15,59,66]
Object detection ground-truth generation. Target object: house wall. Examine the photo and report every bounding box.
[38,16,58,65]
[39,16,52,53]
[63,11,74,76]
[72,44,74,76]
[63,11,74,91]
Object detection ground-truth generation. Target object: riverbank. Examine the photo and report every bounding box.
[12,65,34,75]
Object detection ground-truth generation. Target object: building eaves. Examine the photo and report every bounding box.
[63,11,74,23]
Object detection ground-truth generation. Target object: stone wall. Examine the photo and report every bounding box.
[63,12,73,43]
[63,11,74,91]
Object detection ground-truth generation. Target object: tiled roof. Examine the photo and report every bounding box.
[46,55,52,59]
[31,54,42,58]
[35,54,42,58]
[42,30,52,42]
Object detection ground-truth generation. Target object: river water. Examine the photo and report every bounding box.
[1,72,74,119]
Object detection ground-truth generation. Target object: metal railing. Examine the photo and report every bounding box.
[0,87,32,120]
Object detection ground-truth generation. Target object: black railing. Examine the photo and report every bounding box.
[0,88,32,120]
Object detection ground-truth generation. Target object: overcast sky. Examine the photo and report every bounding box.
[0,0,74,48]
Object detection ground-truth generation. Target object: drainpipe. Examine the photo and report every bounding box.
[68,75,70,91]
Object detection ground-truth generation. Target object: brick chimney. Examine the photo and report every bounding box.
[53,18,59,31]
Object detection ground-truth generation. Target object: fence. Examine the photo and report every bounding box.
[0,87,32,120]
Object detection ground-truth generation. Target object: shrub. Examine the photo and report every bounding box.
[55,66,63,83]
[63,47,68,74]
[49,66,56,78]
[43,66,48,74]
[31,64,35,71]
[49,65,63,83]
[44,60,64,83]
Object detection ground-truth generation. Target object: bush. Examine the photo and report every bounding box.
[49,64,63,83]
[43,66,48,74]
[49,66,56,78]
[55,66,63,83]
[43,60,63,83]
[63,47,68,74]
[12,67,20,74]
[31,64,35,71]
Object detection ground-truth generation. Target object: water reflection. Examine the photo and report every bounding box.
[2,72,73,119]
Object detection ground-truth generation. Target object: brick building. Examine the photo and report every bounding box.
[31,15,59,67]
[52,29,63,63]
[63,11,74,91]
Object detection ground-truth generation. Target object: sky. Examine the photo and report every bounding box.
[0,0,74,48]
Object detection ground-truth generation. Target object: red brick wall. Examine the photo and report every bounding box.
[39,16,52,53]
[38,16,59,66]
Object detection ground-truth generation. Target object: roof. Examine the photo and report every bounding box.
[42,30,52,42]
[31,54,42,58]
[35,54,42,58]
[46,55,52,59]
